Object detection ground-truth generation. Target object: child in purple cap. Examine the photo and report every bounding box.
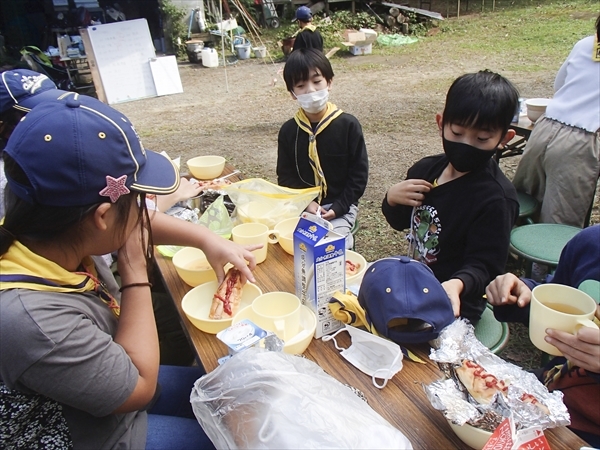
[0,96,253,449]
[292,6,323,53]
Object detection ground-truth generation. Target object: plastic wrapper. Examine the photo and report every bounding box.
[424,320,570,432]
[190,348,413,449]
[222,179,320,228]
[197,195,234,239]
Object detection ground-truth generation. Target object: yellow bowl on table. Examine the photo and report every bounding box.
[187,155,226,180]
[274,217,300,255]
[525,98,551,123]
[346,250,368,285]
[182,280,263,334]
[447,421,493,450]
[172,247,217,287]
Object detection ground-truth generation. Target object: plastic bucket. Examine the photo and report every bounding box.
[253,46,267,58]
[201,48,219,68]
[235,43,251,60]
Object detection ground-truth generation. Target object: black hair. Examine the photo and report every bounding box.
[283,48,334,92]
[442,70,519,135]
[596,13,600,41]
[0,153,152,264]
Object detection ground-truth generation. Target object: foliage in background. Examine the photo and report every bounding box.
[160,0,187,58]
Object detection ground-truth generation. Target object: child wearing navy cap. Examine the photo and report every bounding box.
[382,70,520,323]
[292,6,324,52]
[0,96,252,449]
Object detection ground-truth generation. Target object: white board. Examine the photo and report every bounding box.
[84,19,157,104]
[149,56,183,96]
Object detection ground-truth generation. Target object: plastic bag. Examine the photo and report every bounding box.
[376,34,418,46]
[190,348,413,449]
[197,195,234,239]
[222,179,319,228]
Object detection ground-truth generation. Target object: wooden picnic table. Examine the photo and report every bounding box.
[154,164,589,449]
[495,114,535,162]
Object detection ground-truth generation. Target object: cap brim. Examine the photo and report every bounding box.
[15,89,74,112]
[131,150,180,196]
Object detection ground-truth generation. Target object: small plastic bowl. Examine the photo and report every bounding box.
[182,280,263,334]
[346,250,368,285]
[274,217,300,255]
[525,98,551,123]
[172,247,217,287]
[187,155,226,180]
[447,421,493,450]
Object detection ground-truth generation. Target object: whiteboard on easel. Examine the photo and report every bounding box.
[149,56,183,96]
[84,19,157,104]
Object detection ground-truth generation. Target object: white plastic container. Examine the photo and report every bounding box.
[201,48,219,68]
[253,46,267,58]
[235,43,251,60]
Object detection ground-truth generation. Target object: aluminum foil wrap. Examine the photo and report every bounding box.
[424,319,570,431]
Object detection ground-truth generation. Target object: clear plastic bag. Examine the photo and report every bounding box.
[190,348,413,449]
[222,179,319,228]
[197,195,234,239]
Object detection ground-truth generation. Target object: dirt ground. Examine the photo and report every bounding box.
[115,53,598,263]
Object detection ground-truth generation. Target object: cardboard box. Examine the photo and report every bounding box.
[294,213,345,338]
[342,28,377,56]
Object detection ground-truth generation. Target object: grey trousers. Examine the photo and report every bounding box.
[322,203,359,250]
[512,116,600,227]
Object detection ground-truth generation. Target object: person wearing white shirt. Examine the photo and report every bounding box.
[512,15,600,227]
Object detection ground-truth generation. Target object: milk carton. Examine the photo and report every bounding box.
[294,213,345,338]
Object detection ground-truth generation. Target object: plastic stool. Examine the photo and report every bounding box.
[474,304,510,354]
[509,224,580,277]
[578,280,600,303]
[517,192,539,225]
[350,219,360,250]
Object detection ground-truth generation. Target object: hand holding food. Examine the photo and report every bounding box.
[209,268,245,319]
[386,179,433,207]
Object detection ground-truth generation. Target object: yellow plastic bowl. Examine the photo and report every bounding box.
[447,421,493,450]
[525,98,551,123]
[274,217,300,255]
[346,250,368,285]
[182,280,263,334]
[187,155,226,180]
[172,247,217,287]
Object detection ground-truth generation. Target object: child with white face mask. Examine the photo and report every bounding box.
[277,48,368,249]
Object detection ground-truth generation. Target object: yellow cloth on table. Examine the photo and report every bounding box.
[328,290,425,364]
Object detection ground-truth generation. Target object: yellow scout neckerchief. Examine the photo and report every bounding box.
[294,102,343,202]
[592,36,600,62]
[0,241,120,317]
[292,24,317,37]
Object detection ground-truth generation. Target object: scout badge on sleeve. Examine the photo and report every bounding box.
[358,256,455,344]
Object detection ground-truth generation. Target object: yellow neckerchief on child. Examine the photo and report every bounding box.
[294,102,343,202]
[328,290,426,364]
[432,179,439,188]
[592,36,600,62]
[302,24,317,33]
[0,241,120,317]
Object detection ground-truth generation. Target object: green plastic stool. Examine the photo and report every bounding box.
[350,219,360,250]
[579,280,600,304]
[474,304,510,354]
[517,192,539,225]
[509,224,580,278]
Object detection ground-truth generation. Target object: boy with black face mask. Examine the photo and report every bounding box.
[382,70,519,323]
[277,48,368,249]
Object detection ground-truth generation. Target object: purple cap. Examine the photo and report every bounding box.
[0,69,72,114]
[5,94,179,206]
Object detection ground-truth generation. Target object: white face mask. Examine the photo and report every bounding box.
[293,88,329,114]
[322,325,403,389]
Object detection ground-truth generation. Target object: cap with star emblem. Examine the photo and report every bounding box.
[4,94,180,206]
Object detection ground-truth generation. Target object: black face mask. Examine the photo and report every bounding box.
[442,136,496,173]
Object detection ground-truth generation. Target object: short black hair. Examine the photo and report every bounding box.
[283,48,334,92]
[442,70,519,134]
[596,13,600,40]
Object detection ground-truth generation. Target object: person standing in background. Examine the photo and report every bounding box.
[512,15,600,228]
[292,6,324,53]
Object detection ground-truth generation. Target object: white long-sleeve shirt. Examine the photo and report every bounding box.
[545,35,600,133]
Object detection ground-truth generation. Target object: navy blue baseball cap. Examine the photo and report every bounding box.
[294,6,312,22]
[358,256,455,343]
[4,94,179,206]
[0,69,71,114]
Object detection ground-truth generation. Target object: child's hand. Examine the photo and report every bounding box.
[545,305,600,373]
[175,178,202,201]
[202,237,260,284]
[305,201,321,215]
[386,179,432,207]
[441,278,463,317]
[485,273,531,308]
[321,208,336,220]
[117,222,149,286]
